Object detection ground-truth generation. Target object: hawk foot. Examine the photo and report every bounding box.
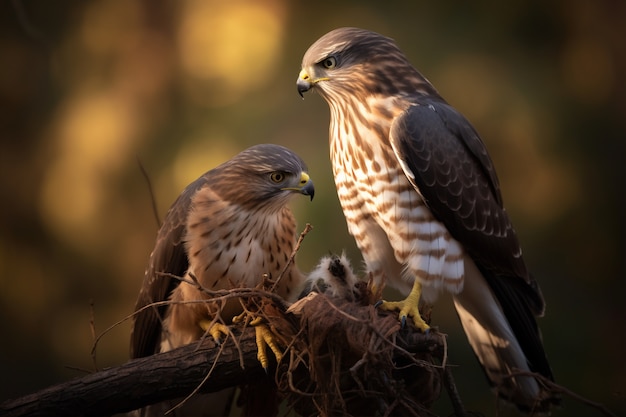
[377,280,430,332]
[198,320,231,344]
[233,313,283,370]
[378,299,430,332]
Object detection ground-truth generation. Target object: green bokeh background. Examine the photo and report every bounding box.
[0,1,624,416]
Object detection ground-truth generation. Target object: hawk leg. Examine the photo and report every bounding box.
[198,319,231,344]
[379,280,430,332]
[233,313,283,370]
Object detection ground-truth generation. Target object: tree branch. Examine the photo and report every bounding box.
[1,286,617,417]
[0,329,263,417]
[1,291,449,417]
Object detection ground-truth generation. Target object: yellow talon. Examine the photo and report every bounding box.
[199,312,284,368]
[252,318,283,368]
[232,311,249,325]
[199,320,231,343]
[233,314,284,369]
[378,280,430,332]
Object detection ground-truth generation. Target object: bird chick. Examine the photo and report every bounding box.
[301,253,359,301]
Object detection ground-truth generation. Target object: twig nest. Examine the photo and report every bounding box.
[279,284,445,417]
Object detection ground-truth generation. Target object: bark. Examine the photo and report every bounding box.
[0,330,262,417]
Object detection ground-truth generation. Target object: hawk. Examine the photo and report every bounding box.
[130,144,314,414]
[297,27,558,412]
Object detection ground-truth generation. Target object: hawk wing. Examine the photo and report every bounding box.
[389,99,552,378]
[130,176,208,358]
[389,100,524,278]
[390,99,528,286]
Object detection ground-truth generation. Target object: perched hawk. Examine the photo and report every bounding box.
[130,144,314,415]
[297,27,558,412]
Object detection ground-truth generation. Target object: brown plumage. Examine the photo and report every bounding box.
[131,144,313,358]
[297,27,558,412]
[130,144,313,415]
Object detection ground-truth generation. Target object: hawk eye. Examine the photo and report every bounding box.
[322,56,337,69]
[269,172,286,183]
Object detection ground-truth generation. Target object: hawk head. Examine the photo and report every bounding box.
[297,27,439,102]
[212,144,314,209]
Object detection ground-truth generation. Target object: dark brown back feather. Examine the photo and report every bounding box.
[130,176,208,358]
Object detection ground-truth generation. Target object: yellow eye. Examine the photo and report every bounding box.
[322,56,337,69]
[270,172,286,183]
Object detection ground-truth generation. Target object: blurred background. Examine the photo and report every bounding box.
[0,0,624,415]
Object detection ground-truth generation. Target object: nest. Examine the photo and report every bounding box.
[249,280,446,417]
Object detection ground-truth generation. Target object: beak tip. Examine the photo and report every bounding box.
[297,78,311,98]
[300,180,315,201]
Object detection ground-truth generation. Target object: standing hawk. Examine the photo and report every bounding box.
[297,27,558,412]
[130,144,314,414]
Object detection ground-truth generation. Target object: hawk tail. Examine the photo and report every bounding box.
[452,259,560,413]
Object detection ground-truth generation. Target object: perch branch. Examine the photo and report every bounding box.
[1,328,263,417]
[1,311,447,417]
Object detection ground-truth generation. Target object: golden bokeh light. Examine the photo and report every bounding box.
[40,91,137,249]
[177,0,287,106]
[172,132,239,197]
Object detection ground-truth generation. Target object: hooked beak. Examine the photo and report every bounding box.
[283,172,315,201]
[297,69,312,97]
[297,69,329,98]
[299,172,315,201]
